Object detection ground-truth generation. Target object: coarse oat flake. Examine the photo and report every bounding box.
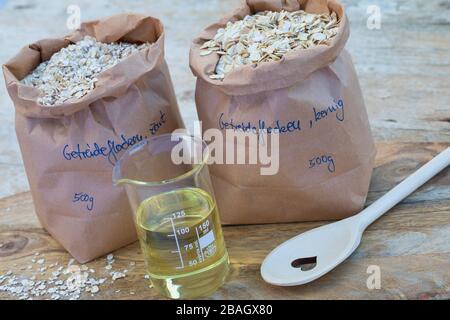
[200,10,339,79]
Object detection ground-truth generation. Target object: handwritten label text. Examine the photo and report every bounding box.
[149,111,167,135]
[310,99,345,128]
[73,192,94,212]
[309,155,336,173]
[219,113,301,134]
[63,133,144,166]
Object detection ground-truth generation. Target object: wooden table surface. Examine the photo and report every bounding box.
[3,144,449,300]
[1,0,450,300]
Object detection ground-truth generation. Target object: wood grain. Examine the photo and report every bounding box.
[0,142,449,300]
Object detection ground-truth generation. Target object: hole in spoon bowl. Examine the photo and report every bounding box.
[291,256,317,271]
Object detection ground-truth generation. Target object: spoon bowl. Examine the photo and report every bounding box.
[261,216,363,286]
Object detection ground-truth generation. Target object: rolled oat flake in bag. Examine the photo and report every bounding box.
[3,13,184,263]
[190,0,376,225]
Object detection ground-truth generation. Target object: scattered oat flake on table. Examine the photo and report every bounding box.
[21,36,150,106]
[0,255,140,300]
[111,271,126,281]
[201,10,339,79]
[90,285,99,294]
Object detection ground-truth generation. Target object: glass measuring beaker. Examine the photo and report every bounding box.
[112,133,229,299]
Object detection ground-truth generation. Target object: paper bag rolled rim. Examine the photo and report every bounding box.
[2,13,166,119]
[190,0,349,96]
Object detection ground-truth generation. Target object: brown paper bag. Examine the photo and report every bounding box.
[3,14,184,263]
[190,0,376,225]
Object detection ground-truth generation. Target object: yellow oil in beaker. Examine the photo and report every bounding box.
[136,187,229,299]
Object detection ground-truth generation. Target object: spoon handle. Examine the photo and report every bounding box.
[358,147,450,230]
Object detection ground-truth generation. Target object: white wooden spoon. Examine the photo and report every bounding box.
[261,147,450,286]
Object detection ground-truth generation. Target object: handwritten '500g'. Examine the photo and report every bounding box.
[309,155,336,173]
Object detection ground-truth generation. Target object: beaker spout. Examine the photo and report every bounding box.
[112,161,145,187]
[113,178,130,187]
[111,133,209,188]
[112,160,125,186]
[111,140,154,187]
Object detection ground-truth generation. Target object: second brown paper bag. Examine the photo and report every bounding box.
[190,0,376,225]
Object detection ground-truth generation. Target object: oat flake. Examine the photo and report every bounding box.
[200,10,339,79]
[0,253,131,300]
[21,36,150,106]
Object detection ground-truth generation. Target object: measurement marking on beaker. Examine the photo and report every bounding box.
[169,218,184,269]
[195,227,205,262]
